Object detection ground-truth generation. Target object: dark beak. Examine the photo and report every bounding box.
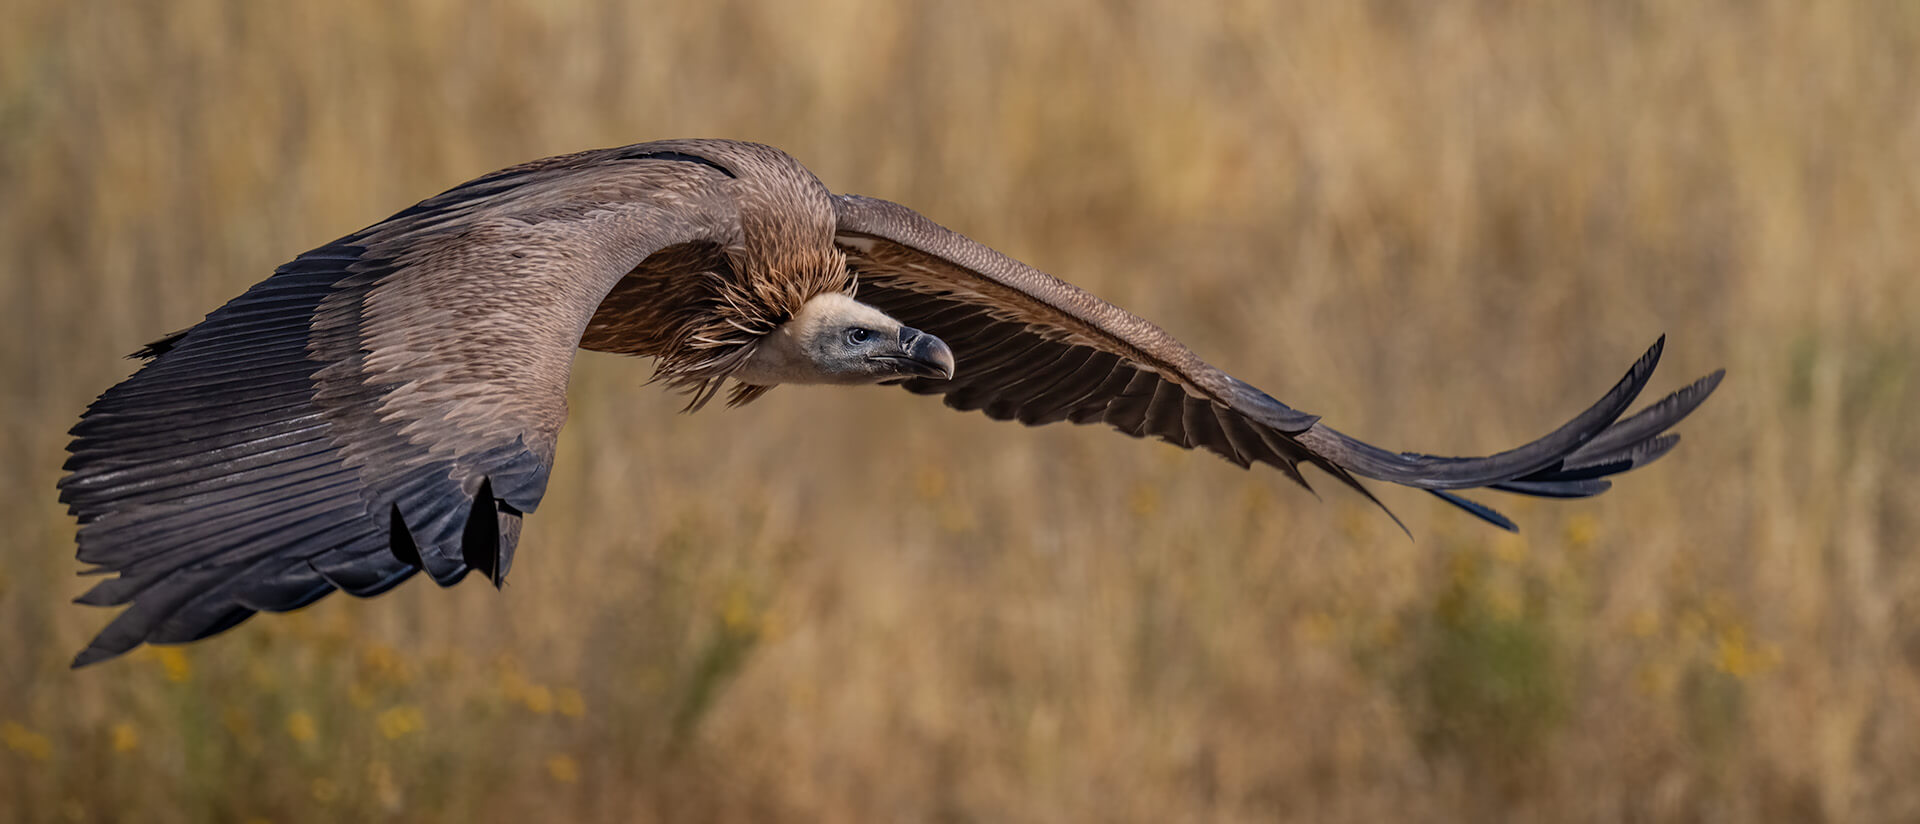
[881,326,955,380]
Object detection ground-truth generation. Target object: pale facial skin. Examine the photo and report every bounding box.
[733,293,956,387]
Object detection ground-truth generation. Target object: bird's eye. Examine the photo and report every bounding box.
[845,328,871,345]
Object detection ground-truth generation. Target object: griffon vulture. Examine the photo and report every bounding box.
[59,139,1723,667]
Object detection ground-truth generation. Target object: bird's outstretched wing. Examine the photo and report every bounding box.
[831,194,1724,532]
[58,144,753,666]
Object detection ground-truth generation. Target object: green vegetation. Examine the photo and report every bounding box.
[2,1,1916,821]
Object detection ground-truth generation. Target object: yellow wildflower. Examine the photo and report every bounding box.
[546,754,580,784]
[913,466,947,500]
[1712,624,1780,679]
[521,685,554,715]
[1127,483,1159,518]
[1563,514,1599,549]
[111,722,139,753]
[285,711,317,743]
[1291,611,1336,645]
[1629,608,1660,639]
[153,647,191,683]
[759,609,786,642]
[2,721,51,761]
[360,643,413,685]
[719,589,758,636]
[1338,506,1370,540]
[557,688,586,719]
[496,662,530,702]
[375,706,425,740]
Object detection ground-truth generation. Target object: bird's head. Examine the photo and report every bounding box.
[734,293,955,386]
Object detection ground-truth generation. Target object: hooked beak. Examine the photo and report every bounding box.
[873,326,955,380]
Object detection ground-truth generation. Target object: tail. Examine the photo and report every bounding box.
[1297,337,1725,531]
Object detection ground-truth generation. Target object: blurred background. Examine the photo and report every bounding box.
[3,1,1916,821]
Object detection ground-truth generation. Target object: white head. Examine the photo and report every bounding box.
[733,293,956,387]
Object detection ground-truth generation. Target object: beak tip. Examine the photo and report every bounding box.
[926,338,956,381]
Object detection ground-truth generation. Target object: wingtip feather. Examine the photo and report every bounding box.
[71,645,117,669]
[1428,490,1519,532]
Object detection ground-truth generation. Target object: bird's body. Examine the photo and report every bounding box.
[59,139,1722,667]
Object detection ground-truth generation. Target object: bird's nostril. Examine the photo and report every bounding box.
[899,326,921,345]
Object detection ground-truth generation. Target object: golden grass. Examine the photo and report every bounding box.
[3,1,1917,820]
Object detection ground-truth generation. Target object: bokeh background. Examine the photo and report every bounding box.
[3,1,1916,821]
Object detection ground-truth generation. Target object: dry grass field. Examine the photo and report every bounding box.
[3,1,1917,821]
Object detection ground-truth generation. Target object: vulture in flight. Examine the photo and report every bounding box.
[59,139,1723,667]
